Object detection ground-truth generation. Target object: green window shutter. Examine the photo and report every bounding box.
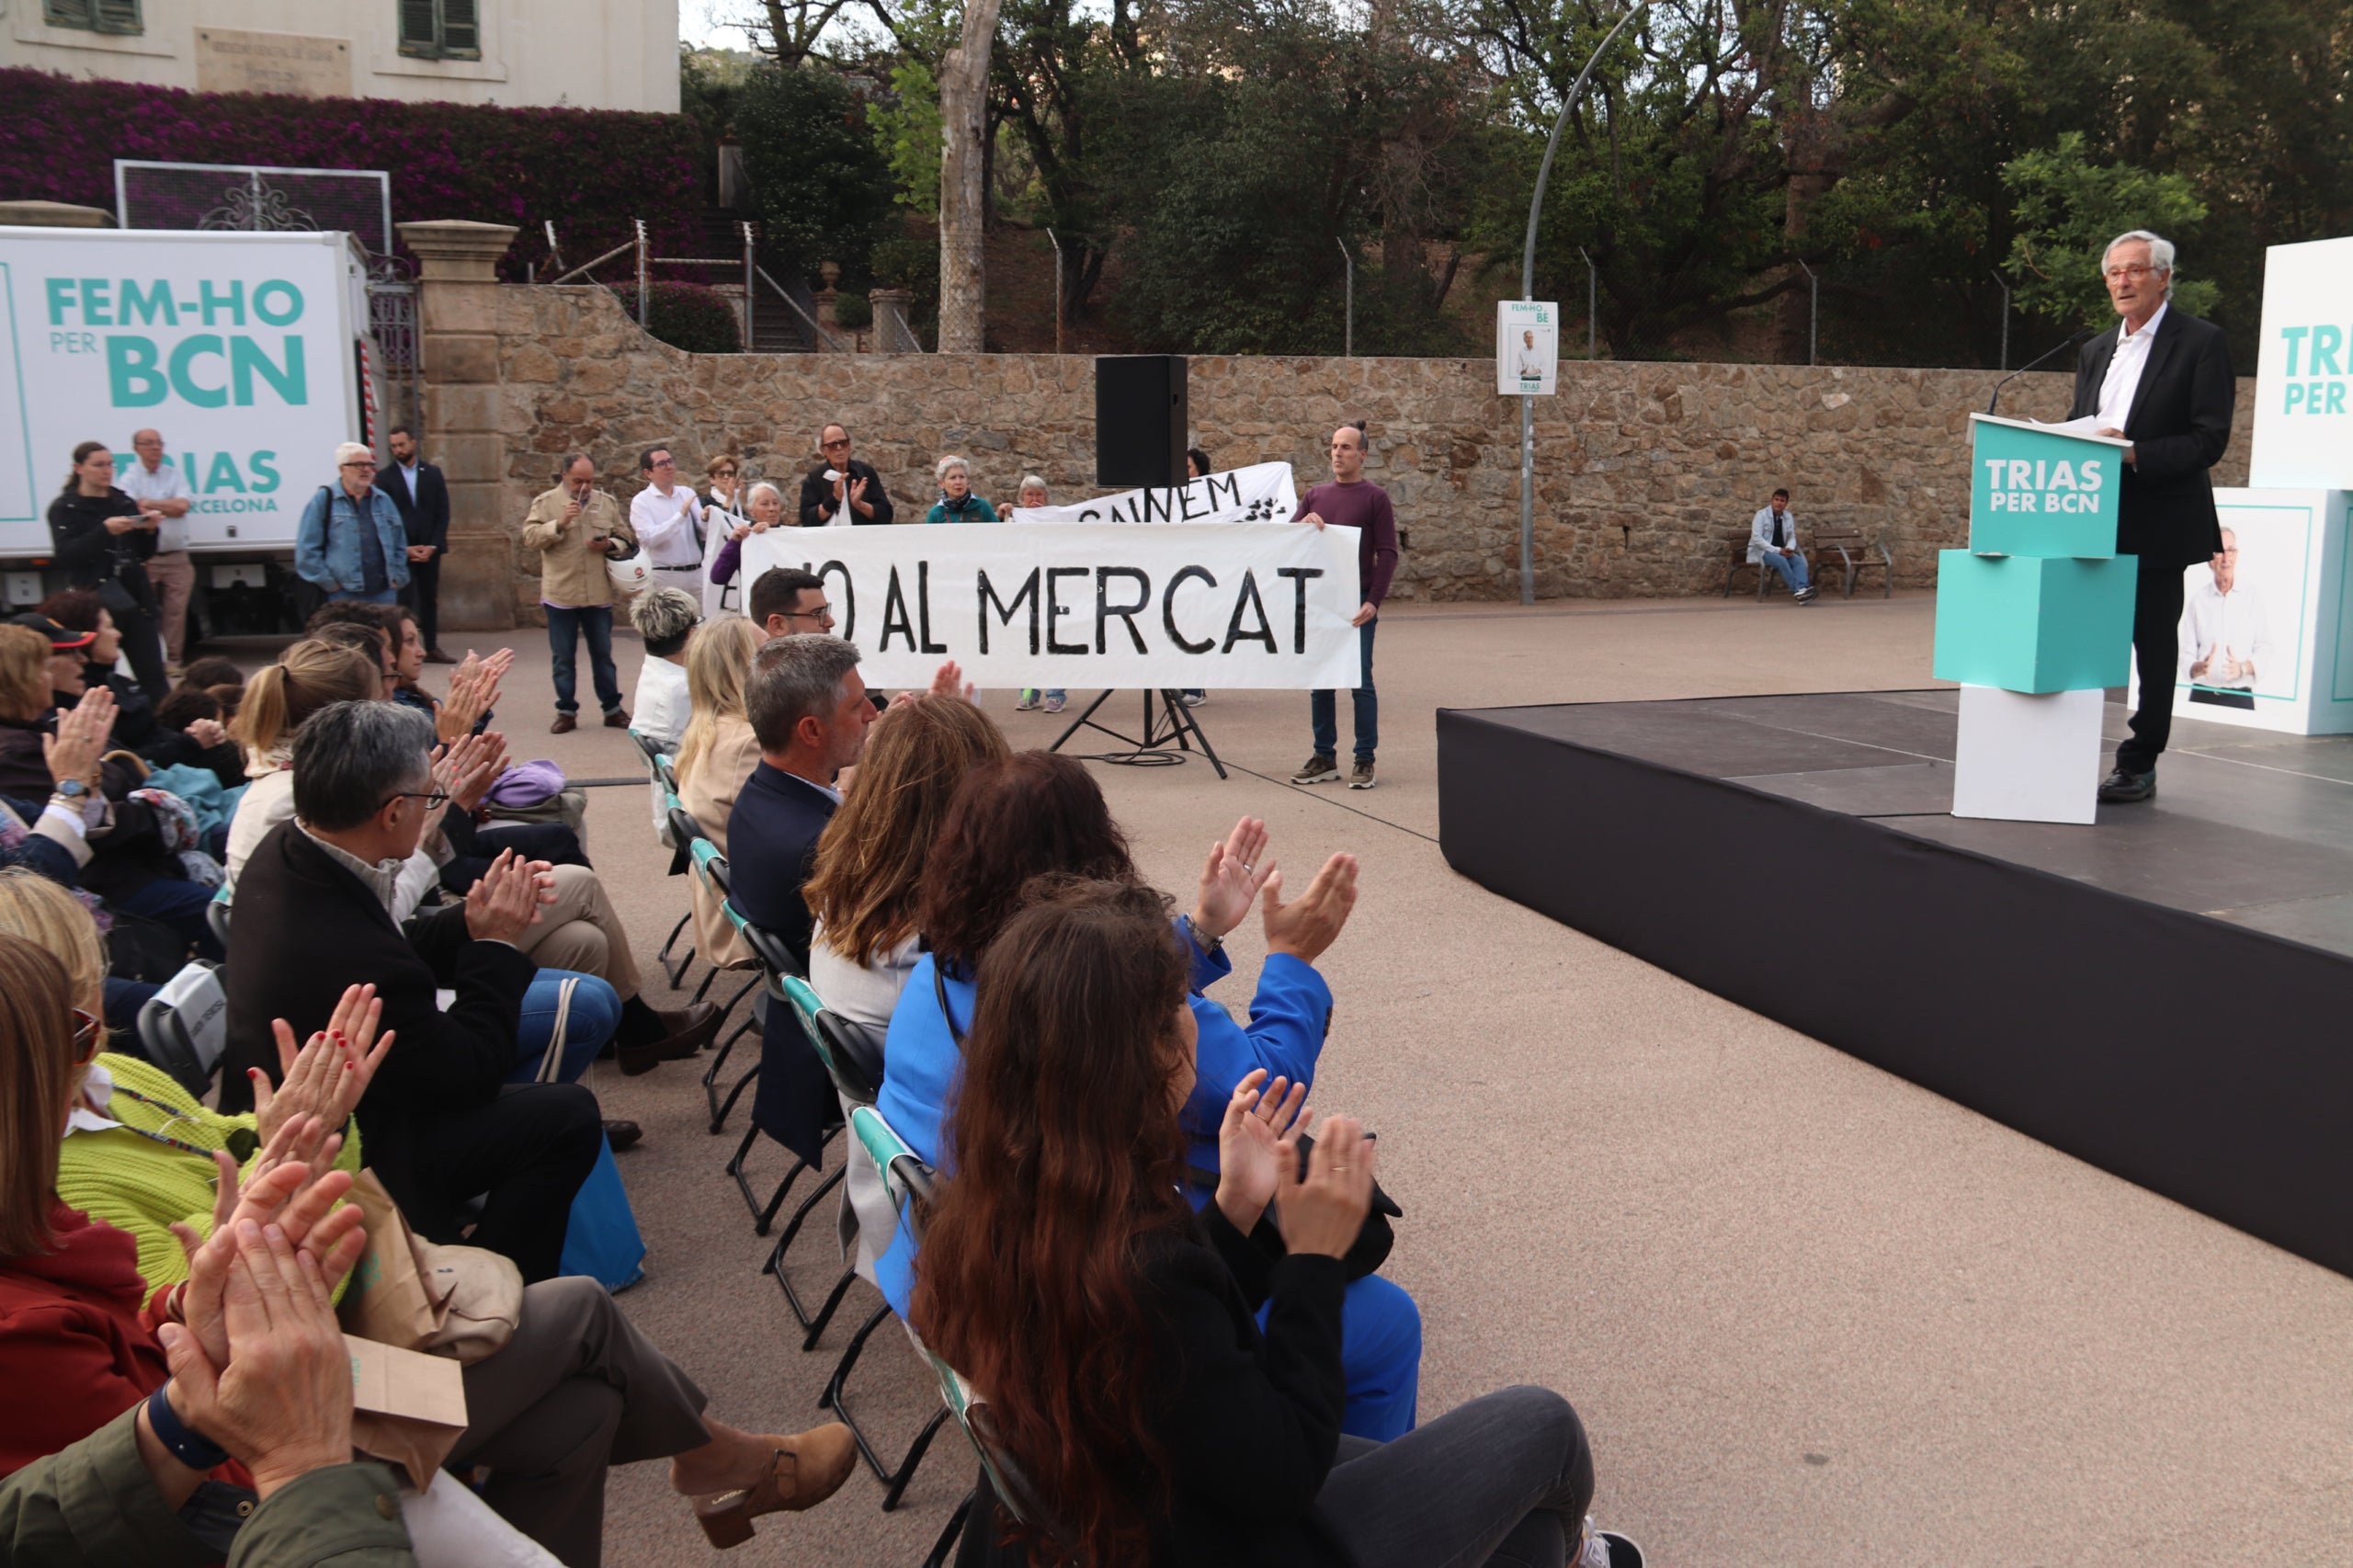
[41,0,97,29]
[91,0,142,32]
[438,0,480,56]
[398,0,439,54]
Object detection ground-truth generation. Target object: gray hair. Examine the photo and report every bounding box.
[1017,473,1048,501]
[290,700,435,832]
[936,455,970,484]
[334,440,372,470]
[746,634,861,753]
[746,481,783,509]
[2103,230,2177,289]
[557,453,595,480]
[630,585,700,654]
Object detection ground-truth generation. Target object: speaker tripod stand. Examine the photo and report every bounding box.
[1046,689,1228,779]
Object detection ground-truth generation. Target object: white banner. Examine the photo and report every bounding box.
[737,521,1362,690]
[1006,461,1298,526]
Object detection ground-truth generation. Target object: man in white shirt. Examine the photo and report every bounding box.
[116,428,195,672]
[1746,488,1816,603]
[628,446,705,600]
[2180,528,2271,710]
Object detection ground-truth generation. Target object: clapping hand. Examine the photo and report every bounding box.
[1193,816,1275,942]
[43,686,116,789]
[1261,851,1358,964]
[1214,1070,1311,1231]
[926,659,976,703]
[464,849,556,945]
[171,1123,363,1367]
[253,985,392,1151]
[434,728,510,814]
[1272,1114,1376,1260]
[183,716,227,749]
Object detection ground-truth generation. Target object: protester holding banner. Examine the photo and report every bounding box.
[1291,426,1398,790]
[799,425,894,528]
[924,457,998,524]
[699,455,748,619]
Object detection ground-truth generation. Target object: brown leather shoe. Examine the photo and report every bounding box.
[550,712,578,734]
[615,1002,722,1074]
[604,708,632,728]
[602,1119,642,1153]
[690,1425,858,1548]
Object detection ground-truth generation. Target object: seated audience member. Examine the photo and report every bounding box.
[915,881,1603,1568]
[0,933,860,1566]
[722,634,877,1165]
[877,753,1422,1439]
[42,592,242,788]
[746,564,835,640]
[0,688,113,895]
[0,624,216,955]
[1012,476,1068,715]
[924,456,997,524]
[705,482,787,597]
[225,644,710,1080]
[217,700,601,1278]
[675,613,767,972]
[631,585,699,751]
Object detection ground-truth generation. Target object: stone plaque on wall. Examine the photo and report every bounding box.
[195,28,353,98]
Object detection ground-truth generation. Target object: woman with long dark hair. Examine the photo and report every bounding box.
[874,750,1423,1439]
[46,441,169,701]
[915,879,1607,1568]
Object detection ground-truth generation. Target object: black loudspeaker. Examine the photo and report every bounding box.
[1096,355,1188,487]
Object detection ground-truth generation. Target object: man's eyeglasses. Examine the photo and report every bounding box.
[2103,263,2160,282]
[821,437,851,451]
[650,457,676,469]
[385,789,451,812]
[343,460,378,471]
[70,1007,100,1065]
[785,604,834,621]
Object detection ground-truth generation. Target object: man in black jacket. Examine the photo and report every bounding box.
[796,424,895,529]
[382,426,454,663]
[221,699,601,1280]
[2069,229,2236,803]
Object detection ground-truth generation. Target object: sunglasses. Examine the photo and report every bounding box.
[71,1007,100,1065]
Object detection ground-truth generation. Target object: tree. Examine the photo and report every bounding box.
[735,63,898,278]
[938,0,1007,350]
[2002,132,2218,328]
[870,58,945,213]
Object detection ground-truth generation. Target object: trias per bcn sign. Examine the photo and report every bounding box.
[0,227,367,553]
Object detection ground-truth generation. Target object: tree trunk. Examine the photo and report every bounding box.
[937,0,1005,353]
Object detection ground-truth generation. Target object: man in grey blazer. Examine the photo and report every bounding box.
[2070,229,2236,803]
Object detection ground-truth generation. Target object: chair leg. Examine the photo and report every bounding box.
[881,1409,951,1512]
[658,912,695,987]
[729,1125,812,1233]
[923,1491,976,1568]
[816,1301,954,1510]
[708,1060,758,1135]
[767,1162,848,1335]
[702,1015,758,1133]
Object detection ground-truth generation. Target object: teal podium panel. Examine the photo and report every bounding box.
[1932,551,2138,693]
[1966,414,2131,559]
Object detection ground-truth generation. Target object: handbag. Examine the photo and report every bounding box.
[536,976,648,1291]
[340,1169,523,1365]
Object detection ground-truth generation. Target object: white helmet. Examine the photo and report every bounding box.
[606,542,650,595]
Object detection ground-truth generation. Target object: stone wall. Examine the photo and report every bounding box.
[441,280,2258,625]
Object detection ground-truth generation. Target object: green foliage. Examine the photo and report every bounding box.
[833,290,875,329]
[734,62,897,277]
[870,60,944,215]
[610,282,744,353]
[2003,132,2219,327]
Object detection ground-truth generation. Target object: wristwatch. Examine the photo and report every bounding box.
[1181,914,1222,956]
[145,1381,230,1471]
[52,778,88,800]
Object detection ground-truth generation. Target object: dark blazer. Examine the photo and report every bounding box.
[2068,307,2236,570]
[955,1205,1354,1568]
[381,460,451,553]
[728,760,838,1162]
[798,458,895,529]
[220,819,537,1216]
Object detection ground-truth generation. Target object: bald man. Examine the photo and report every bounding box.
[1290,424,1399,790]
[797,423,895,529]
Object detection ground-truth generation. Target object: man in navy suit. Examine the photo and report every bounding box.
[727,633,879,1162]
[383,426,455,663]
[2068,230,2236,803]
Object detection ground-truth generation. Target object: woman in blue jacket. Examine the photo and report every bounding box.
[871,751,1421,1438]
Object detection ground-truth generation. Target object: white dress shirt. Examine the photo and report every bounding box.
[633,654,693,829]
[2180,578,2273,688]
[630,483,706,570]
[118,458,192,552]
[2093,300,2169,434]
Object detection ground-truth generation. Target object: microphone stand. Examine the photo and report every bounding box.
[1986,326,2097,415]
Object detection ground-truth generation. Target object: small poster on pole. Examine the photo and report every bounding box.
[1496,301,1558,396]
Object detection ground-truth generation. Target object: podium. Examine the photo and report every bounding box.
[1933,415,2136,823]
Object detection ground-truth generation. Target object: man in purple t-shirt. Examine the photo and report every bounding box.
[1290,423,1400,790]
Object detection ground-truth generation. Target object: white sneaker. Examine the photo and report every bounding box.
[1015,689,1040,710]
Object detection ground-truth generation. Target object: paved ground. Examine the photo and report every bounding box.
[382,589,2353,1567]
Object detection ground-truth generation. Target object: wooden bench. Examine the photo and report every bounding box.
[1722,538,1789,601]
[1808,528,1893,598]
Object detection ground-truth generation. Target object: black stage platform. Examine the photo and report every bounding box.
[1438,690,2353,1276]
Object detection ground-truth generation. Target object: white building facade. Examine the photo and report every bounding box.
[2,0,681,113]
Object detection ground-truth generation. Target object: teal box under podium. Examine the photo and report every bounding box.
[1932,550,2138,693]
[1966,414,2131,559]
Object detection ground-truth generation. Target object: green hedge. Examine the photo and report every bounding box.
[610,283,743,353]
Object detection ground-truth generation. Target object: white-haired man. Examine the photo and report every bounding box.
[295,441,411,607]
[2070,229,2235,804]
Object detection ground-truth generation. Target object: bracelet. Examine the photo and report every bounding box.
[146,1381,230,1472]
[1182,915,1222,956]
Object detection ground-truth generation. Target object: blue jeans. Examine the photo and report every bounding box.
[1760,550,1811,594]
[506,970,621,1085]
[1257,1272,1422,1441]
[545,604,620,716]
[328,586,401,605]
[1311,617,1379,762]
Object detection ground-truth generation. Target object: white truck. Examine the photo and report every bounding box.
[0,226,374,631]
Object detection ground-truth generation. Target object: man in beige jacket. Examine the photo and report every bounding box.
[523,453,639,733]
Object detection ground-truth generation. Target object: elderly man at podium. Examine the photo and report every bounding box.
[2070,228,2236,803]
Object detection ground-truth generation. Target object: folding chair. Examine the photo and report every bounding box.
[759,975,883,1346]
[657,795,699,988]
[674,819,762,1132]
[204,888,232,952]
[828,1105,955,1508]
[135,960,228,1097]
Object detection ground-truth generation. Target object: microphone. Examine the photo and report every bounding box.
[1986,326,2097,415]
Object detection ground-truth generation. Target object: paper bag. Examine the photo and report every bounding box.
[346,1333,468,1491]
[339,1170,448,1350]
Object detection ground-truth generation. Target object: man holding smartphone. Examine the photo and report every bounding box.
[522,454,638,733]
